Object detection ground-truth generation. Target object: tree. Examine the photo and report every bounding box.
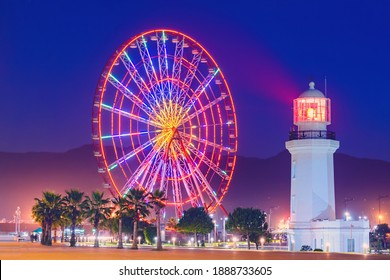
[226,207,268,250]
[112,195,129,249]
[143,226,157,245]
[373,223,390,250]
[149,190,167,250]
[32,191,65,246]
[63,189,86,247]
[126,188,152,249]
[177,207,213,246]
[84,190,112,247]
[57,214,71,243]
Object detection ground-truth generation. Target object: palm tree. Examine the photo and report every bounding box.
[112,195,129,249]
[57,213,71,243]
[63,189,86,247]
[84,191,112,247]
[32,191,65,246]
[127,188,152,249]
[149,190,167,250]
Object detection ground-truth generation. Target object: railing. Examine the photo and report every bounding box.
[289,130,336,140]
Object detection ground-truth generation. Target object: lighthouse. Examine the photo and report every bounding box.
[286,82,370,253]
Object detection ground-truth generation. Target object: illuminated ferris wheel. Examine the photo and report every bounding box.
[92,29,238,217]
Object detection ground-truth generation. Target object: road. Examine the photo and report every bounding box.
[1,242,389,260]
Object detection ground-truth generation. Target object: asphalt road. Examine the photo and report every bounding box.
[1,242,389,260]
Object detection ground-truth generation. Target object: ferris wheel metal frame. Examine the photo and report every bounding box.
[92,29,238,217]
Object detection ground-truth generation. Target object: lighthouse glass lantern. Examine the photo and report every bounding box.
[292,82,331,133]
[293,97,330,124]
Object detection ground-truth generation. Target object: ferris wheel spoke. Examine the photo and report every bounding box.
[180,132,234,152]
[120,143,164,194]
[171,164,183,217]
[100,103,161,127]
[159,161,168,195]
[178,123,223,132]
[173,141,207,207]
[101,130,161,140]
[105,73,155,118]
[119,51,158,110]
[157,31,169,89]
[137,37,164,104]
[181,69,219,116]
[171,141,201,206]
[140,150,166,194]
[143,153,165,193]
[184,140,230,180]
[180,94,227,125]
[176,51,203,106]
[187,155,222,208]
[171,38,185,100]
[107,135,159,171]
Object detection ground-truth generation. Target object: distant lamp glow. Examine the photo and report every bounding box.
[326,242,330,252]
[260,237,265,249]
[363,243,369,254]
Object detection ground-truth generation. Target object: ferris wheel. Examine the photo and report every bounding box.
[92,29,238,217]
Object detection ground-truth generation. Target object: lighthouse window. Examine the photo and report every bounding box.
[293,98,330,123]
[292,195,296,214]
[292,161,296,179]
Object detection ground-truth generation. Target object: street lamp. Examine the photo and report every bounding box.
[221,217,228,242]
[232,237,237,249]
[363,243,368,254]
[268,206,279,232]
[260,237,265,250]
[213,220,217,242]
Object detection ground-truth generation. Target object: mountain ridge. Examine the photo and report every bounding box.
[0,145,389,226]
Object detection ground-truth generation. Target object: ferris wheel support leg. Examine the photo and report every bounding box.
[218,204,229,217]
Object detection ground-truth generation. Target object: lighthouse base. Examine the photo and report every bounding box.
[287,219,370,253]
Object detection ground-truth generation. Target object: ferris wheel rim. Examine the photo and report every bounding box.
[92,29,238,215]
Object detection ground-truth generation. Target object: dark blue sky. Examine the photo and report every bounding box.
[1,0,390,161]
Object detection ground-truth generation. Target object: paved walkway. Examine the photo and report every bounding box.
[1,242,389,260]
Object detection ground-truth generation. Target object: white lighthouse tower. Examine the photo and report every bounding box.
[286,82,370,253]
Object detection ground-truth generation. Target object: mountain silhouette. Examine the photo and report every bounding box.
[0,145,389,226]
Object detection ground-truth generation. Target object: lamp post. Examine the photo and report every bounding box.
[14,206,21,236]
[344,197,354,217]
[213,220,217,242]
[378,195,389,224]
[268,206,279,232]
[221,217,227,242]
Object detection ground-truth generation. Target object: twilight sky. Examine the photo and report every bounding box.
[1,0,390,161]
